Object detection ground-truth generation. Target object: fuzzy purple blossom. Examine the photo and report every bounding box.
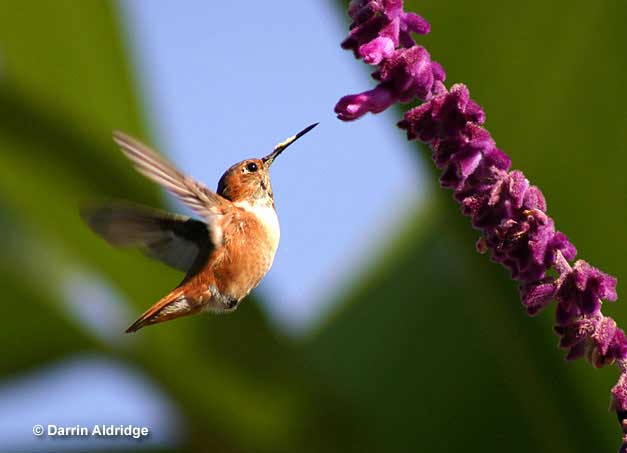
[343,0,430,59]
[336,1,442,121]
[335,0,626,447]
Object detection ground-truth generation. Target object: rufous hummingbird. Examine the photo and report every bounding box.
[82,123,318,332]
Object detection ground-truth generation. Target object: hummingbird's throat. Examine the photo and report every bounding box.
[250,175,273,204]
[260,180,272,198]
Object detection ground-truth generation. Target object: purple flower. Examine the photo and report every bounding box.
[520,278,556,316]
[335,86,396,121]
[612,372,627,411]
[335,47,445,121]
[594,320,627,366]
[398,84,485,142]
[342,0,430,61]
[335,0,626,437]
[554,315,627,366]
[555,259,618,325]
[360,36,395,65]
[335,2,442,121]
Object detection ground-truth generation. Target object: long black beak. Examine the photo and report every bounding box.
[262,123,318,168]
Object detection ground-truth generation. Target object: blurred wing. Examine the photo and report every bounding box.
[112,131,225,245]
[81,202,213,273]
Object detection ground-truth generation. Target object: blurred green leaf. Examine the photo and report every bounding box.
[0,261,98,377]
[0,0,148,381]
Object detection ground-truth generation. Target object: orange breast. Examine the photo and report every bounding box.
[210,208,277,301]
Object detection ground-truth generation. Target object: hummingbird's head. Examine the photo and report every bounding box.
[217,157,271,204]
[216,123,318,204]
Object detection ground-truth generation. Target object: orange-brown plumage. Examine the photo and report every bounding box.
[82,124,317,332]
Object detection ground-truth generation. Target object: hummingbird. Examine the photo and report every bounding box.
[82,123,318,333]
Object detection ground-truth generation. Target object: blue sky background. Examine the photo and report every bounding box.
[0,0,427,449]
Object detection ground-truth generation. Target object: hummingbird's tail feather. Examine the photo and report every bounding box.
[126,289,203,333]
[80,202,213,273]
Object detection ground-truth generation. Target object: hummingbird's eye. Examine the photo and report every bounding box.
[246,162,258,172]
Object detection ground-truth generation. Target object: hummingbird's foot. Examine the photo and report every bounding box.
[204,286,240,313]
[225,297,238,309]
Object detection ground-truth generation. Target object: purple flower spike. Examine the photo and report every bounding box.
[336,0,625,439]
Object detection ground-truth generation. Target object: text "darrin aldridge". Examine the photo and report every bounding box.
[46,424,149,439]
